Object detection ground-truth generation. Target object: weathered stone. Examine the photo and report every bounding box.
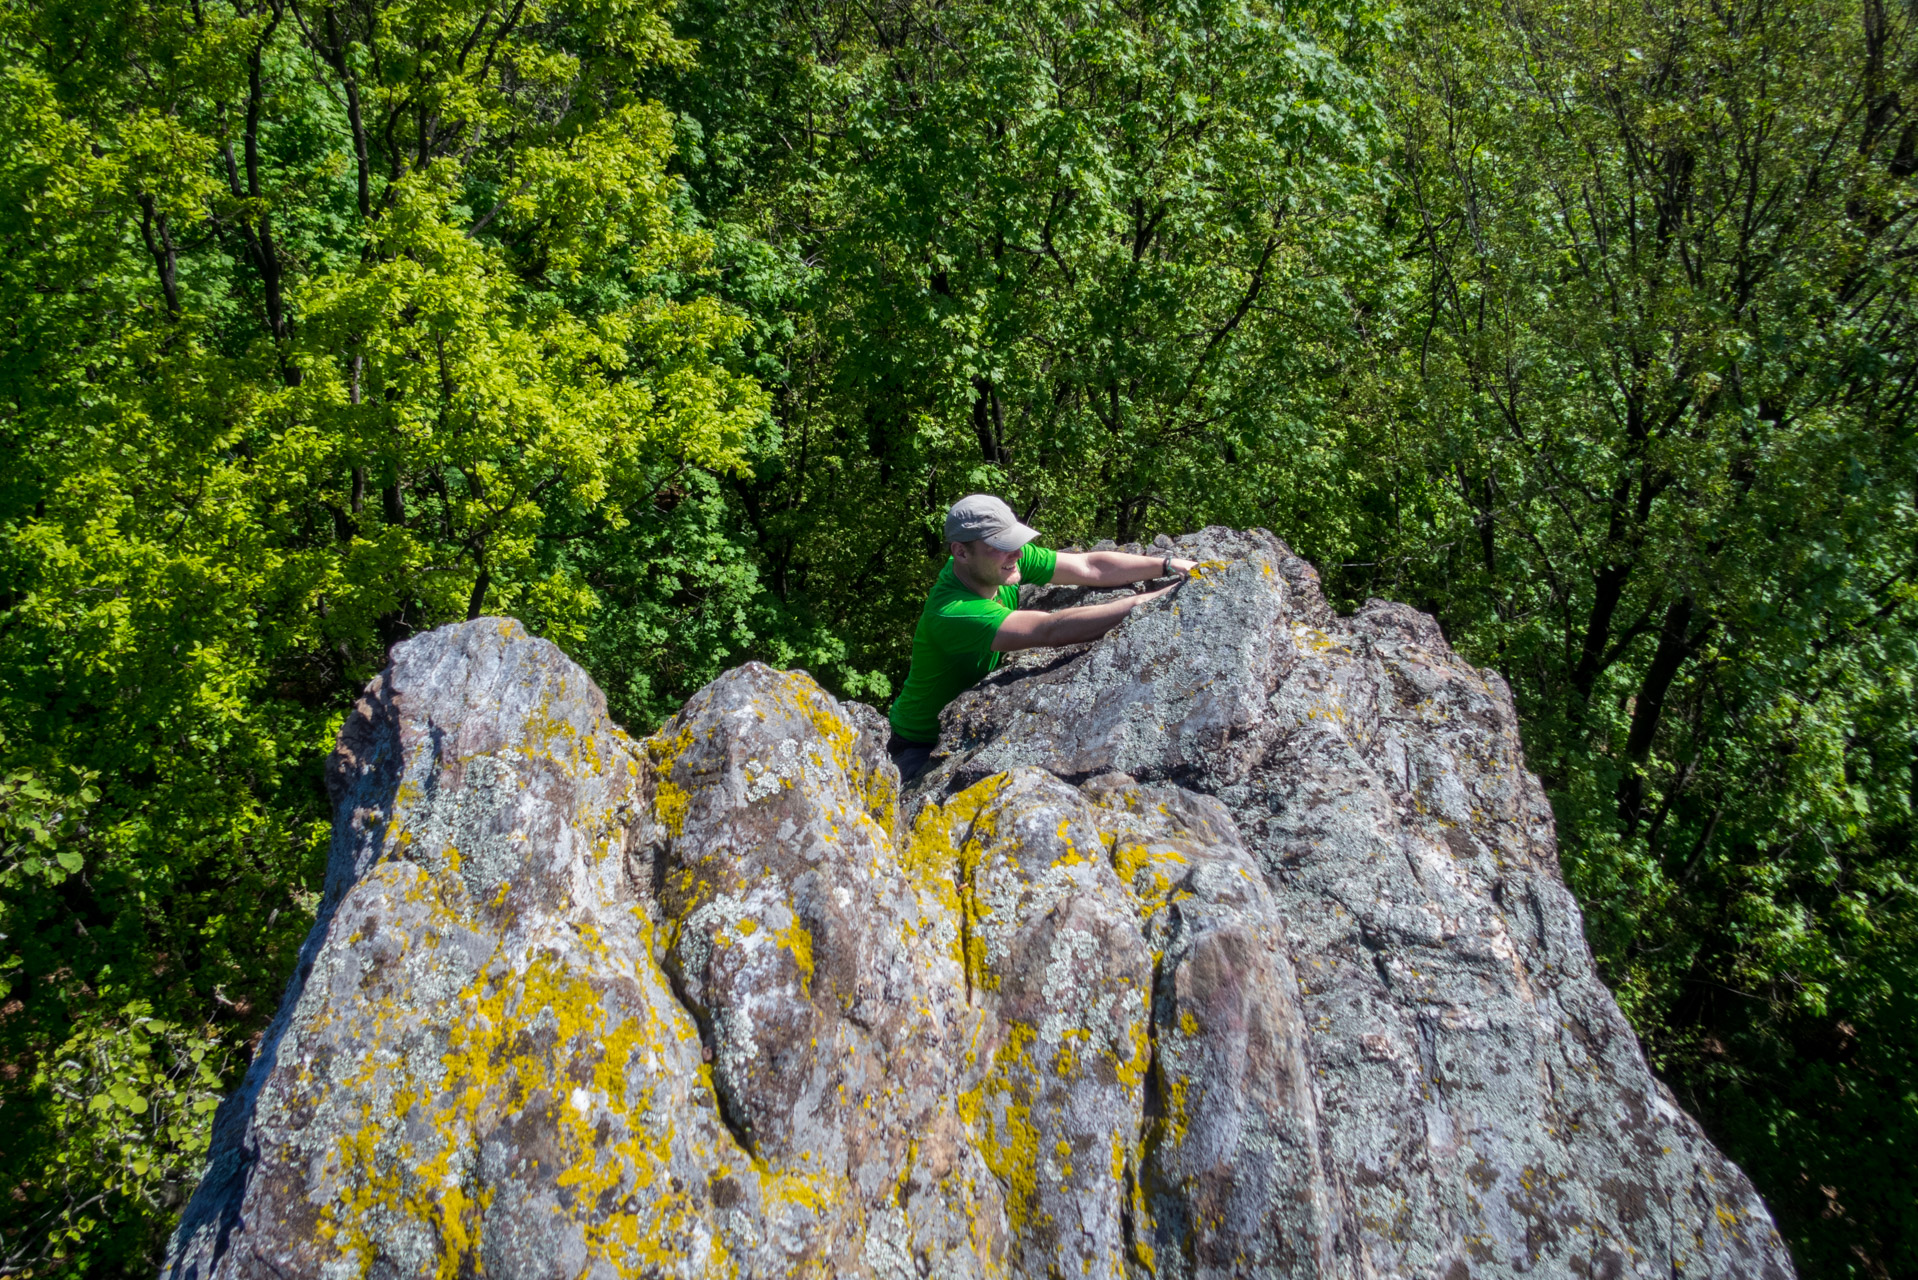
[166,618,733,1280]
[168,532,1795,1280]
[920,527,1792,1279]
[644,662,1001,1278]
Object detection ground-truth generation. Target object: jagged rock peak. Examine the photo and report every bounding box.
[166,529,1795,1280]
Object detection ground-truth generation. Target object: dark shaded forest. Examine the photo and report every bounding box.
[0,0,1912,1273]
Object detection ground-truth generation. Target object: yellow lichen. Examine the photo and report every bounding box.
[1112,1011,1153,1091]
[1163,1073,1191,1146]
[645,722,700,838]
[773,915,815,995]
[315,870,727,1279]
[957,1022,1045,1232]
[902,773,1010,988]
[1111,837,1154,887]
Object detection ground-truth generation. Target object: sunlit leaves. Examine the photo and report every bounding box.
[0,0,767,1265]
[653,0,1394,684]
[1358,0,1918,1268]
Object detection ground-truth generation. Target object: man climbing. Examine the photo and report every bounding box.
[886,493,1197,781]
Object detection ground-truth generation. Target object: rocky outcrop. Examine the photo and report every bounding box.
[165,529,1795,1280]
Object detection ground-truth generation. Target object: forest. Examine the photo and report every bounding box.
[0,0,1911,1272]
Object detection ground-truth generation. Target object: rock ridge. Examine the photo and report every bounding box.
[166,528,1795,1280]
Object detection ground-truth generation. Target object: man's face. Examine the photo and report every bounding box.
[952,539,1020,587]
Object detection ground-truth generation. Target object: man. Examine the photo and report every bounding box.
[886,493,1197,781]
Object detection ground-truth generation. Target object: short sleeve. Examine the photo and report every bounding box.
[928,596,1013,661]
[1018,542,1056,587]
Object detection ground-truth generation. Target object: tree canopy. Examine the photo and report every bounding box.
[1,0,1913,1272]
[0,0,766,1266]
[1372,0,1918,1263]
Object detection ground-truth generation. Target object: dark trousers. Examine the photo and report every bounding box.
[886,732,936,784]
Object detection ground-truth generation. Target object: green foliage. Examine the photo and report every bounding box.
[2,0,1913,1270]
[0,770,98,887]
[652,0,1918,1268]
[0,0,769,1266]
[15,1006,232,1273]
[1342,0,1918,1270]
[647,0,1396,678]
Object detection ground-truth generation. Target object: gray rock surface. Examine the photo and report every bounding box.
[166,532,1795,1279]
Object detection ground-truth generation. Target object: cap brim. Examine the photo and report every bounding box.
[982,522,1040,552]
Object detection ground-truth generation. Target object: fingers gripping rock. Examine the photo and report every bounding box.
[168,530,1795,1280]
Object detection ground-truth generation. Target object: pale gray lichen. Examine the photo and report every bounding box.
[166,544,1794,1280]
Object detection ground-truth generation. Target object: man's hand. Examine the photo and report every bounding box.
[991,582,1178,652]
[1052,549,1195,588]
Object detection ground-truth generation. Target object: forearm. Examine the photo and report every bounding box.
[994,592,1144,651]
[1067,550,1179,587]
[1041,593,1142,644]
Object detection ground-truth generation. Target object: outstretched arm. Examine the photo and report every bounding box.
[1051,549,1196,587]
[991,583,1177,652]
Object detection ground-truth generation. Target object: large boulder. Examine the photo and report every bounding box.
[165,531,1795,1280]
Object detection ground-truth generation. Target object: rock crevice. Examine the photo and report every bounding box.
[166,529,1793,1280]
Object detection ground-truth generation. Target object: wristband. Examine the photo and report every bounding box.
[1162,555,1172,579]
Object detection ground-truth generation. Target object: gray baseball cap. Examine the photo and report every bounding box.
[944,493,1040,551]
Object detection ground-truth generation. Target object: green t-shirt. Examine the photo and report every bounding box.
[888,543,1057,743]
